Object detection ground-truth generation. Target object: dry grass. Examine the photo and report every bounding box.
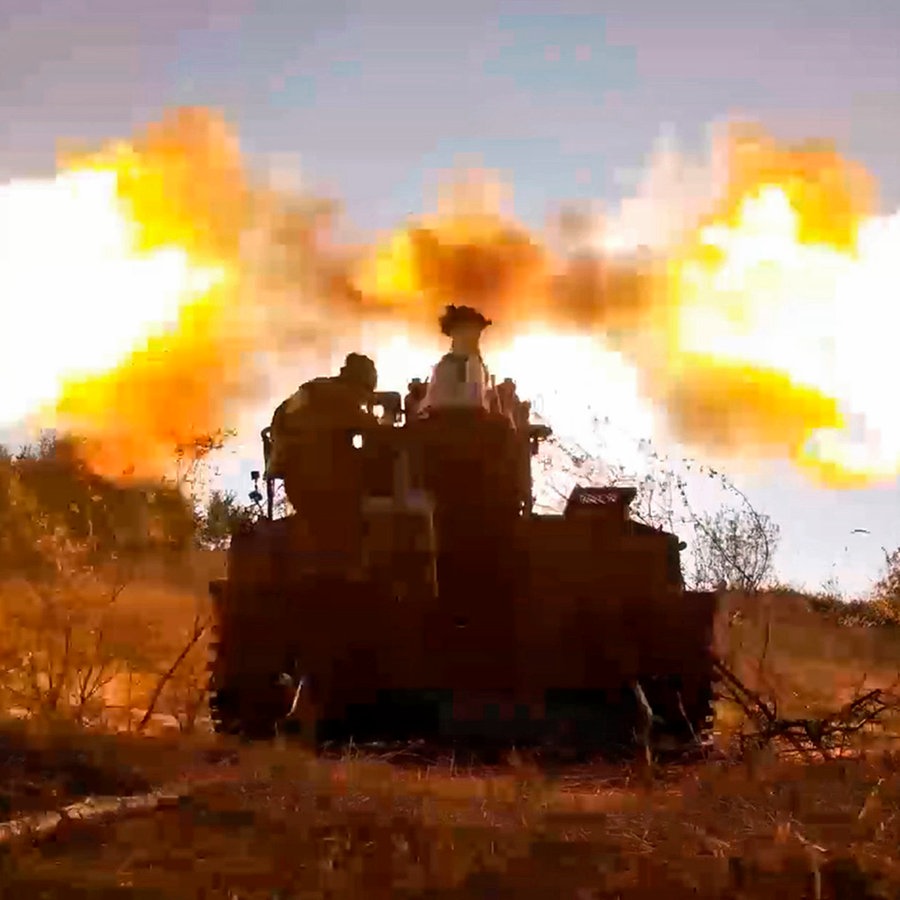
[716,590,900,750]
[2,744,899,898]
[0,718,235,821]
[1,585,899,896]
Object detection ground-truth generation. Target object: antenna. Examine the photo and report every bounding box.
[249,469,263,510]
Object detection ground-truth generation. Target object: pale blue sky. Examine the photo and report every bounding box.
[2,0,899,595]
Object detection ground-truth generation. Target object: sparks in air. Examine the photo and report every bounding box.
[0,166,223,427]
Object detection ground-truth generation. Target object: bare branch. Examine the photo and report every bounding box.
[137,615,209,733]
[714,658,900,761]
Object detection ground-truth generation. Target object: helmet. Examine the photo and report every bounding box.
[339,352,377,391]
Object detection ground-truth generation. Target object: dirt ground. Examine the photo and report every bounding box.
[1,740,899,899]
[0,721,233,821]
[1,587,899,897]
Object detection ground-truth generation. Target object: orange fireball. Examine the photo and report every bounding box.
[2,110,899,491]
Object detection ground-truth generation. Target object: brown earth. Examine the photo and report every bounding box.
[1,745,899,898]
[0,584,898,897]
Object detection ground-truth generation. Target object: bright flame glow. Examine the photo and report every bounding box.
[3,112,899,493]
[0,168,222,426]
[491,331,656,459]
[358,152,900,489]
[671,185,900,484]
[361,324,658,476]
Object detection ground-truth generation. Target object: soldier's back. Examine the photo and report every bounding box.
[281,376,371,431]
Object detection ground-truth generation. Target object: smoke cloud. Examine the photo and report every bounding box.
[8,107,889,485]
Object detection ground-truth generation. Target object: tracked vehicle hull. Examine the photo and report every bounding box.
[208,369,724,758]
[208,475,724,758]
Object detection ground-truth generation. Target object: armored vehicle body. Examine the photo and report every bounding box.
[207,360,722,758]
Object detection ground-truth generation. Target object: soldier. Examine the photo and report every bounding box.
[419,305,495,414]
[295,351,378,421]
[496,377,533,429]
[404,377,428,422]
[267,352,378,480]
[268,353,380,570]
